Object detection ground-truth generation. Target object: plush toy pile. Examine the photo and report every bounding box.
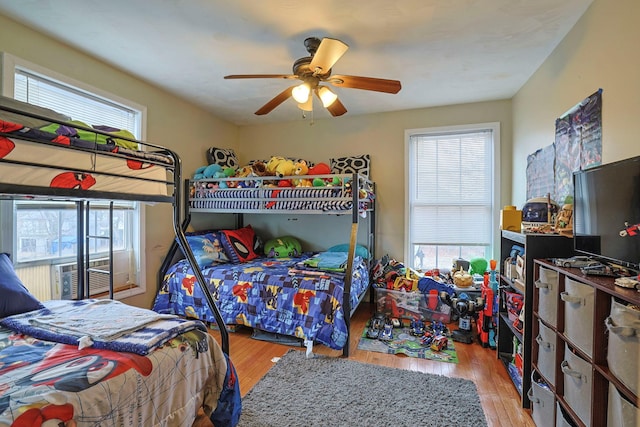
[193,155,345,189]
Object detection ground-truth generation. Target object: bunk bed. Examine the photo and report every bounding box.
[153,169,376,357]
[0,97,239,426]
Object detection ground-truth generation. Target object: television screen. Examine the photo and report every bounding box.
[573,155,640,272]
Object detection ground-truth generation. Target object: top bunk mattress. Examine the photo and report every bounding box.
[0,98,176,202]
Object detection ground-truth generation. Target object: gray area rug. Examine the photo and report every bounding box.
[238,349,488,427]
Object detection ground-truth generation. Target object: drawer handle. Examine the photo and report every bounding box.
[526,388,541,405]
[535,279,550,290]
[561,360,586,382]
[605,316,640,337]
[535,335,552,350]
[560,291,584,305]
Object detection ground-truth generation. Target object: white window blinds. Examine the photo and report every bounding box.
[409,129,494,247]
[14,69,140,138]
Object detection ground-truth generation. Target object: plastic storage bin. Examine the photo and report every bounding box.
[535,266,559,327]
[535,319,556,384]
[608,382,640,427]
[606,298,640,396]
[561,277,594,357]
[528,371,555,427]
[374,288,451,323]
[561,344,592,427]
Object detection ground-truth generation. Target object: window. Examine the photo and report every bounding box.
[406,123,500,271]
[1,53,147,300]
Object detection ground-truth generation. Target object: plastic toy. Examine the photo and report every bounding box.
[430,335,449,352]
[620,222,640,237]
[440,291,484,344]
[554,256,599,268]
[477,261,498,349]
[379,323,394,341]
[366,313,387,339]
[410,319,425,336]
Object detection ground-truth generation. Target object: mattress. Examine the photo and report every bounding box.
[0,118,173,198]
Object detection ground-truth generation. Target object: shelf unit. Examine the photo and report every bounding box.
[530,259,640,426]
[498,230,574,408]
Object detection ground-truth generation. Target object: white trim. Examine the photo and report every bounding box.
[1,52,147,140]
[404,122,501,264]
[1,52,148,300]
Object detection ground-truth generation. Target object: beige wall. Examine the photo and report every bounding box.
[512,0,640,208]
[1,11,516,305]
[0,14,238,309]
[238,100,512,260]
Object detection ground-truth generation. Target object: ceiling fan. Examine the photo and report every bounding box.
[224,37,402,117]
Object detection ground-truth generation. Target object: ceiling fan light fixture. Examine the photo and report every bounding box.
[318,86,338,107]
[298,96,313,112]
[292,83,311,103]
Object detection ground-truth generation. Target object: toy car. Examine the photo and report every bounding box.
[580,264,630,277]
[379,323,394,341]
[554,256,600,268]
[430,335,449,351]
[366,313,387,339]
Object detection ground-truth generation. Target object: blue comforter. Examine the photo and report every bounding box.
[152,254,369,350]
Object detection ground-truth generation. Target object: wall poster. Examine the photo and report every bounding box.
[526,89,602,205]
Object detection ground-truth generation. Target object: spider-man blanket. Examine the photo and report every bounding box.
[153,254,369,350]
[0,323,238,426]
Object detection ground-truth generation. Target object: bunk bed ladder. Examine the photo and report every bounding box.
[82,200,114,299]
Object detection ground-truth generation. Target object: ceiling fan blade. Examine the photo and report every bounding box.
[325,97,347,117]
[224,74,297,80]
[329,75,402,94]
[309,38,349,74]
[254,86,295,115]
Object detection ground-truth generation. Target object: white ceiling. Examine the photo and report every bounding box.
[0,0,593,126]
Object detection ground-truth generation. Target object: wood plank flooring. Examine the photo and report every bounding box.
[207,302,535,427]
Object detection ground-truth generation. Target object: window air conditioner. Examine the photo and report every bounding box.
[51,259,112,299]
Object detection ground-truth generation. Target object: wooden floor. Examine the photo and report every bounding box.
[208,302,535,427]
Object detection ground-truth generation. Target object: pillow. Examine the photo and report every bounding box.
[180,231,230,267]
[0,253,45,318]
[330,154,371,177]
[220,225,260,263]
[327,244,371,260]
[207,147,239,169]
[264,236,302,258]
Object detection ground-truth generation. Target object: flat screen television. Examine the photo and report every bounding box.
[573,155,640,273]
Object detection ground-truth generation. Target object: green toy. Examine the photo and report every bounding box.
[469,257,488,275]
[264,236,302,258]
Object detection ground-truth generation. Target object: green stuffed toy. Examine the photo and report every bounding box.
[264,236,302,258]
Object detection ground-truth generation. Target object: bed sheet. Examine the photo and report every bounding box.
[0,325,228,426]
[0,119,171,196]
[152,254,369,350]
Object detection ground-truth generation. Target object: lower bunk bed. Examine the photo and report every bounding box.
[153,250,370,356]
[0,297,239,427]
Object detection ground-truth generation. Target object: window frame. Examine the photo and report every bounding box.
[404,122,501,270]
[1,52,148,299]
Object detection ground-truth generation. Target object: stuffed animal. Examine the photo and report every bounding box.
[292,160,312,187]
[266,156,296,178]
[308,162,331,176]
[193,163,223,180]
